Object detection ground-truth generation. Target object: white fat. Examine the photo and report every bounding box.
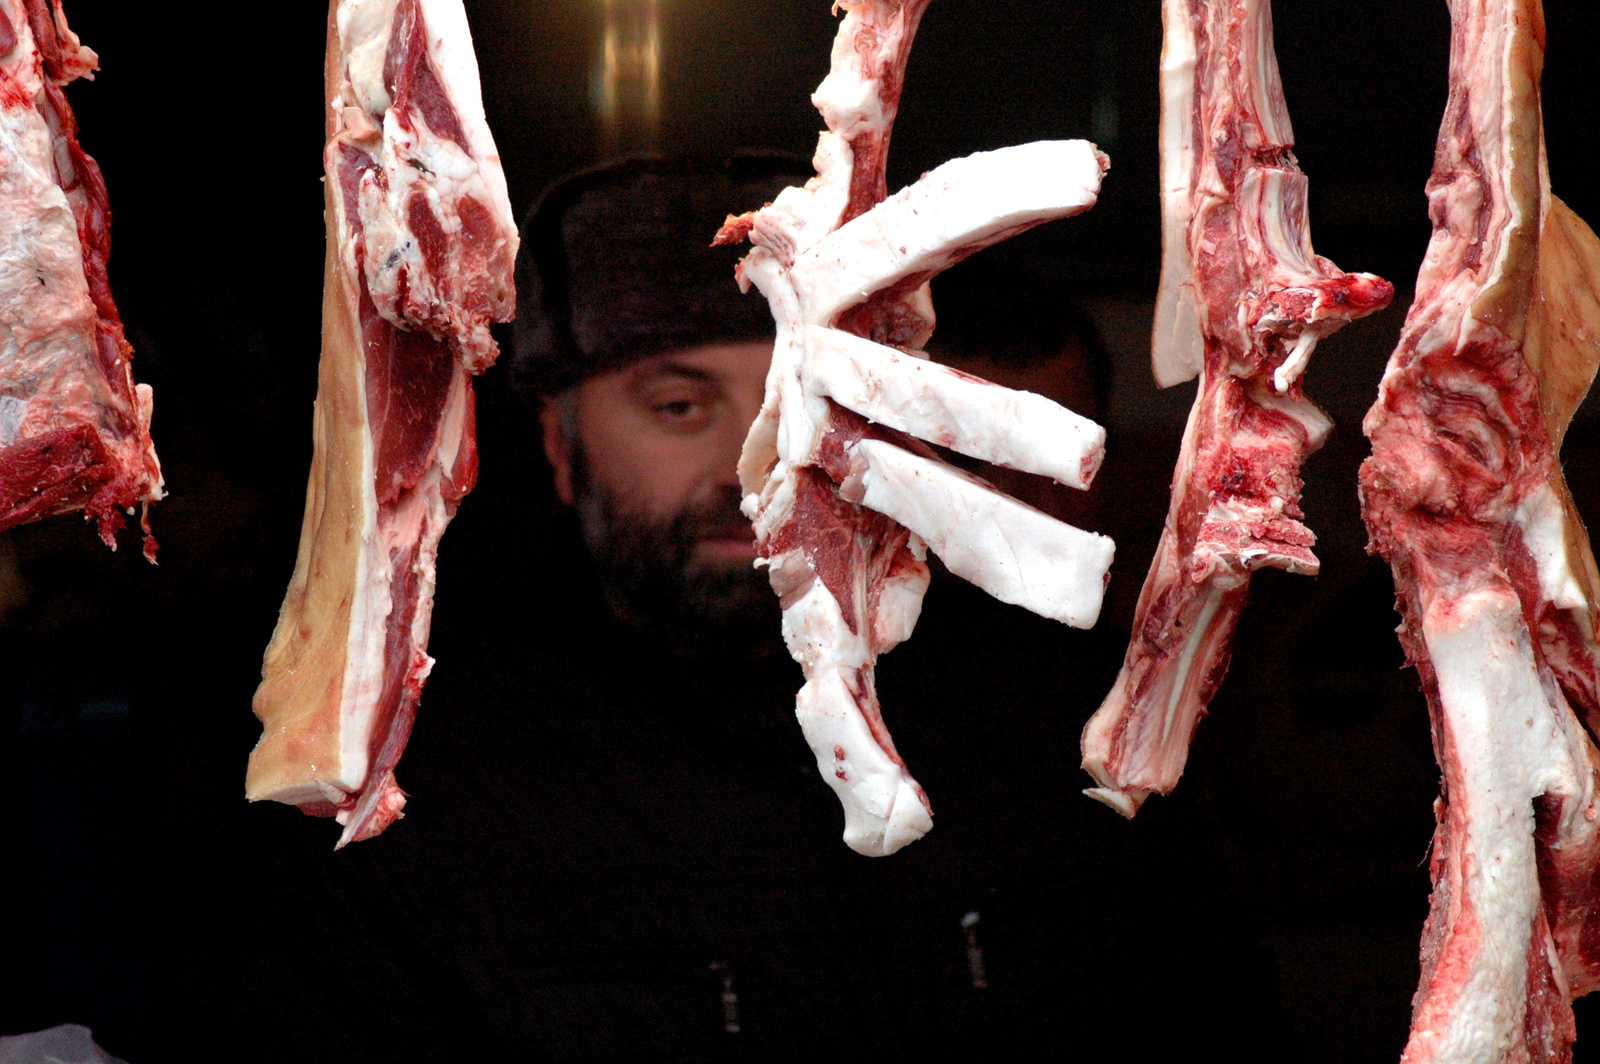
[256,779,352,808]
[0,35,107,459]
[745,467,794,539]
[334,354,388,795]
[737,12,1115,855]
[803,133,854,238]
[795,141,1104,326]
[780,567,870,674]
[797,668,931,857]
[809,8,890,140]
[1515,483,1590,612]
[811,64,884,143]
[852,439,1114,628]
[1083,785,1142,819]
[1412,588,1586,1062]
[1252,385,1333,448]
[872,534,929,652]
[337,0,398,115]
[782,578,931,856]
[1151,0,1203,388]
[434,367,468,475]
[806,326,1106,489]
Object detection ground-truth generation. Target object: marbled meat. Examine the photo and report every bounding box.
[247,0,517,847]
[0,0,161,554]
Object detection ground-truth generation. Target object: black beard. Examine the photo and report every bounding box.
[570,447,781,655]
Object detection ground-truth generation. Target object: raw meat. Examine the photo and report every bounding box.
[1079,0,1392,816]
[719,0,1114,856]
[1360,0,1600,1058]
[247,0,517,847]
[0,0,161,554]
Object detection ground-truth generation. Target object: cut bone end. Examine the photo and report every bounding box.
[1083,786,1145,819]
[843,779,934,856]
[335,773,407,849]
[851,439,1114,628]
[797,666,934,856]
[805,325,1109,490]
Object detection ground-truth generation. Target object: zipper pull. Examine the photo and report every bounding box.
[710,960,742,1034]
[961,911,988,990]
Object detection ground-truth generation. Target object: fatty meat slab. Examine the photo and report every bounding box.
[1079,0,1392,817]
[719,0,1114,857]
[0,0,161,553]
[1360,0,1600,1059]
[247,0,517,847]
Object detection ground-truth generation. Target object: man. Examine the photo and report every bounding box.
[233,155,1287,1062]
[516,156,782,651]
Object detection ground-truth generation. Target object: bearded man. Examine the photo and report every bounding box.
[232,155,1285,1064]
[515,156,787,653]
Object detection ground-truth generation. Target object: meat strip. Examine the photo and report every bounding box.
[247,0,517,847]
[1080,0,1392,816]
[0,0,161,554]
[1361,0,1600,1058]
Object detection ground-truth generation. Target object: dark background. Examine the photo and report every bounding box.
[1,1,1598,1061]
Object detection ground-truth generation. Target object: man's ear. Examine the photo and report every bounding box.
[540,397,576,505]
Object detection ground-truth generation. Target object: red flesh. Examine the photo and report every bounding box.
[0,1,160,554]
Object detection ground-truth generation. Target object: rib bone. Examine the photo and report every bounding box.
[721,0,1113,856]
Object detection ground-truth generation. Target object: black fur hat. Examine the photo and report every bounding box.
[512,153,810,396]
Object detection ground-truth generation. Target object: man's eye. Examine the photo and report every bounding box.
[647,394,716,431]
[655,399,699,419]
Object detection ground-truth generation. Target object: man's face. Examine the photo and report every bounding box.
[541,340,775,641]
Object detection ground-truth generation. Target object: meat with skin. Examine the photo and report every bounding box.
[0,0,161,555]
[1079,0,1392,817]
[246,0,516,847]
[720,0,1114,856]
[1360,0,1600,1059]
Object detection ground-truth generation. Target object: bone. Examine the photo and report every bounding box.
[795,142,1107,325]
[805,327,1106,489]
[847,439,1114,628]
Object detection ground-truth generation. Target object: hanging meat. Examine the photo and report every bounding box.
[1079,0,1392,816]
[247,0,517,847]
[717,0,1114,857]
[0,0,161,554]
[1360,0,1600,1058]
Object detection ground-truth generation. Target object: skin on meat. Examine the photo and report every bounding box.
[246,0,516,847]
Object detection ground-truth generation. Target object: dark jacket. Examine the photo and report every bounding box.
[231,442,1288,1062]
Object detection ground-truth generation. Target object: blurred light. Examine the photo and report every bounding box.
[591,0,661,156]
